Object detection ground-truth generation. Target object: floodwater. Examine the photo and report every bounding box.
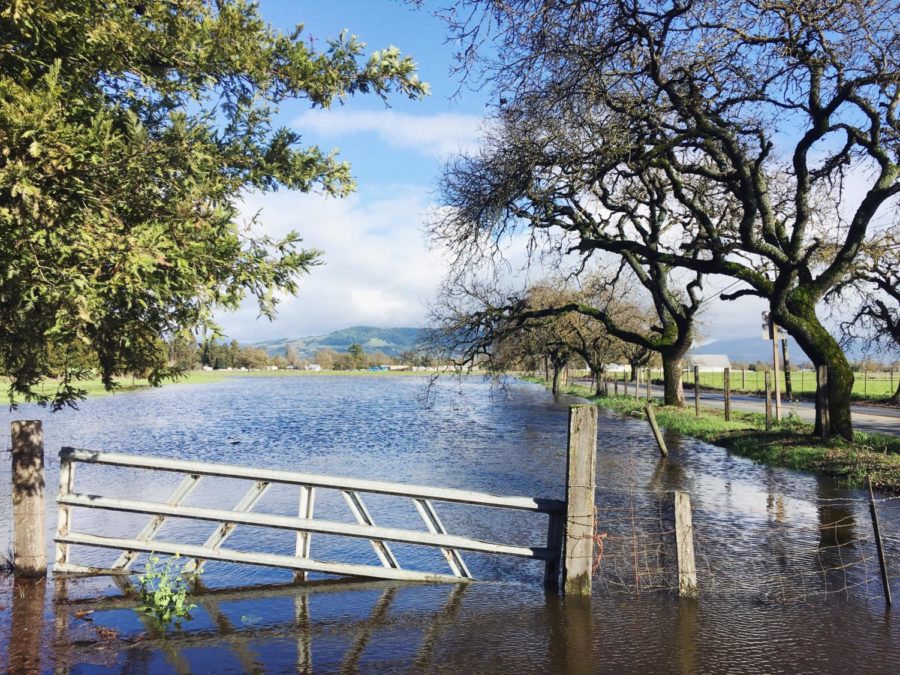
[0,376,898,673]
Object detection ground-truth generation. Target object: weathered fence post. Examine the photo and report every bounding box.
[634,370,640,400]
[11,421,47,576]
[562,405,597,596]
[816,365,830,440]
[724,368,731,422]
[693,366,700,417]
[645,403,668,457]
[56,451,76,570]
[646,369,652,401]
[614,374,619,396]
[672,491,697,598]
[867,476,892,607]
[742,368,746,390]
[764,372,772,431]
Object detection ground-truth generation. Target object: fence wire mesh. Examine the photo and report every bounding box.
[591,477,899,604]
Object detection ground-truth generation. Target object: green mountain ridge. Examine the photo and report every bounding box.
[255,326,421,359]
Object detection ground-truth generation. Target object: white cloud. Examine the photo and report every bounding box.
[216,186,449,341]
[293,109,487,158]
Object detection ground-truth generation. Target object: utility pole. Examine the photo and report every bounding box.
[762,312,782,422]
[782,339,793,401]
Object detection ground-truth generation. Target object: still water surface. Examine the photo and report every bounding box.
[1,375,898,673]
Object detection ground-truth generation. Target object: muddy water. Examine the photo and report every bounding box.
[0,376,898,673]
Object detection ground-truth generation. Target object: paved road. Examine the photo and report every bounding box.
[588,379,900,436]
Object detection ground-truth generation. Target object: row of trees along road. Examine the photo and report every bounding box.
[0,1,426,409]
[428,0,900,439]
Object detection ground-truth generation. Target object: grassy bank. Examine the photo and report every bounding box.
[525,376,900,492]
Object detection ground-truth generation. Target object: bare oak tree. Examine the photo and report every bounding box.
[438,0,900,438]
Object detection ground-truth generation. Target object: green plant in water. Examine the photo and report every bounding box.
[137,554,198,628]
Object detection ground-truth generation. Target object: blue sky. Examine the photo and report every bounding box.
[218,1,774,345]
[219,1,495,342]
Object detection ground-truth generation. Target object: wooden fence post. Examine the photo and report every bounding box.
[693,366,700,417]
[742,368,746,390]
[11,421,47,577]
[634,370,640,400]
[672,491,697,598]
[867,476,892,607]
[724,368,731,422]
[645,403,668,457]
[646,369,652,401]
[614,374,618,396]
[562,405,597,596]
[816,366,830,440]
[764,372,772,431]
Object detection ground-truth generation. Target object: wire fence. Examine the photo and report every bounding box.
[591,483,900,604]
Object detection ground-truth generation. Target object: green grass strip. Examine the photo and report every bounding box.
[523,376,900,493]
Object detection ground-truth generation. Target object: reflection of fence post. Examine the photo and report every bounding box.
[693,366,700,416]
[562,405,597,596]
[11,576,46,672]
[867,476,892,607]
[671,491,697,598]
[724,368,731,422]
[816,366,830,440]
[645,403,668,457]
[11,421,47,577]
[764,372,772,431]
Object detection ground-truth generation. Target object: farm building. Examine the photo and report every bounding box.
[685,354,732,372]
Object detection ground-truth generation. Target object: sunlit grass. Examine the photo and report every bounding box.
[526,376,900,492]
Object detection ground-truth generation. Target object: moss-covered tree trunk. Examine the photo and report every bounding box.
[551,364,562,396]
[660,351,686,407]
[595,372,606,397]
[776,303,854,440]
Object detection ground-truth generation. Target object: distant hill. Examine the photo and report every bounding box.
[693,335,875,366]
[692,336,810,365]
[255,326,421,359]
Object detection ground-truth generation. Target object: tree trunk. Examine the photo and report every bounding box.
[776,307,854,439]
[629,360,639,382]
[552,365,561,396]
[593,366,607,397]
[890,378,899,406]
[661,351,686,407]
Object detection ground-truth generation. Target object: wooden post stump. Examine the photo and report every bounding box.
[562,405,597,596]
[11,421,47,577]
[645,403,668,457]
[672,491,697,598]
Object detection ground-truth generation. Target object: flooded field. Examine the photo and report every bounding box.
[1,376,898,673]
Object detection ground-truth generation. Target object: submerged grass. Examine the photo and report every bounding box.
[525,376,900,493]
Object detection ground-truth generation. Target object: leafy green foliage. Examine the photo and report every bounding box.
[0,1,427,408]
[137,554,198,629]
